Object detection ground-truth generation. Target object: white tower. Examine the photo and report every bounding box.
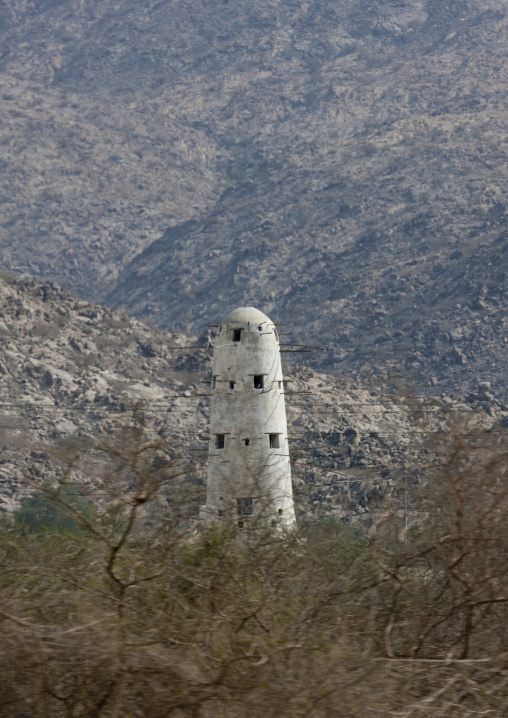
[203,307,296,530]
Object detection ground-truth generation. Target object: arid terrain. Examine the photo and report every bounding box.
[2,6,508,712]
[0,0,507,396]
[0,274,505,520]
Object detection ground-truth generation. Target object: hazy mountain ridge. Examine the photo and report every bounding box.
[0,0,507,394]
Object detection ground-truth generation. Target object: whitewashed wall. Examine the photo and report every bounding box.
[203,307,296,530]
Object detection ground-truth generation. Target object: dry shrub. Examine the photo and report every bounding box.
[0,417,507,716]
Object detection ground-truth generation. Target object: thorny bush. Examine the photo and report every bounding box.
[0,418,508,717]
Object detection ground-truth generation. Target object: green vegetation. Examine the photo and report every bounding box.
[13,483,93,534]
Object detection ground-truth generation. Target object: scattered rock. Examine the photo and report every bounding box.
[448,347,467,365]
[41,370,54,388]
[53,420,78,436]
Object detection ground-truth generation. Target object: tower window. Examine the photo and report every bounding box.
[237,498,253,515]
[212,376,217,390]
[244,438,250,446]
[278,509,283,515]
[230,381,235,390]
[269,434,281,449]
[254,375,264,389]
[233,329,242,342]
[215,434,225,449]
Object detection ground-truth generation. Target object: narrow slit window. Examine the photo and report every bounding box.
[278,508,283,515]
[238,520,244,529]
[254,375,264,389]
[233,328,242,342]
[269,434,281,449]
[215,434,225,450]
[229,381,235,390]
[218,510,224,517]
[237,498,253,515]
[244,438,250,446]
[212,376,217,390]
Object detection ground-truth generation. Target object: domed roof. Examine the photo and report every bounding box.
[222,306,272,326]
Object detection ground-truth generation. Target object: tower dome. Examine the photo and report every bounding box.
[203,307,296,530]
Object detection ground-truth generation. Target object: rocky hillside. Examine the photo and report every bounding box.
[0,275,506,522]
[1,0,508,395]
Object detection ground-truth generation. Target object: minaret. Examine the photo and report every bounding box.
[202,307,296,530]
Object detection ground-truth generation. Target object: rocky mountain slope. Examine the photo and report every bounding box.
[0,0,507,395]
[0,275,506,522]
